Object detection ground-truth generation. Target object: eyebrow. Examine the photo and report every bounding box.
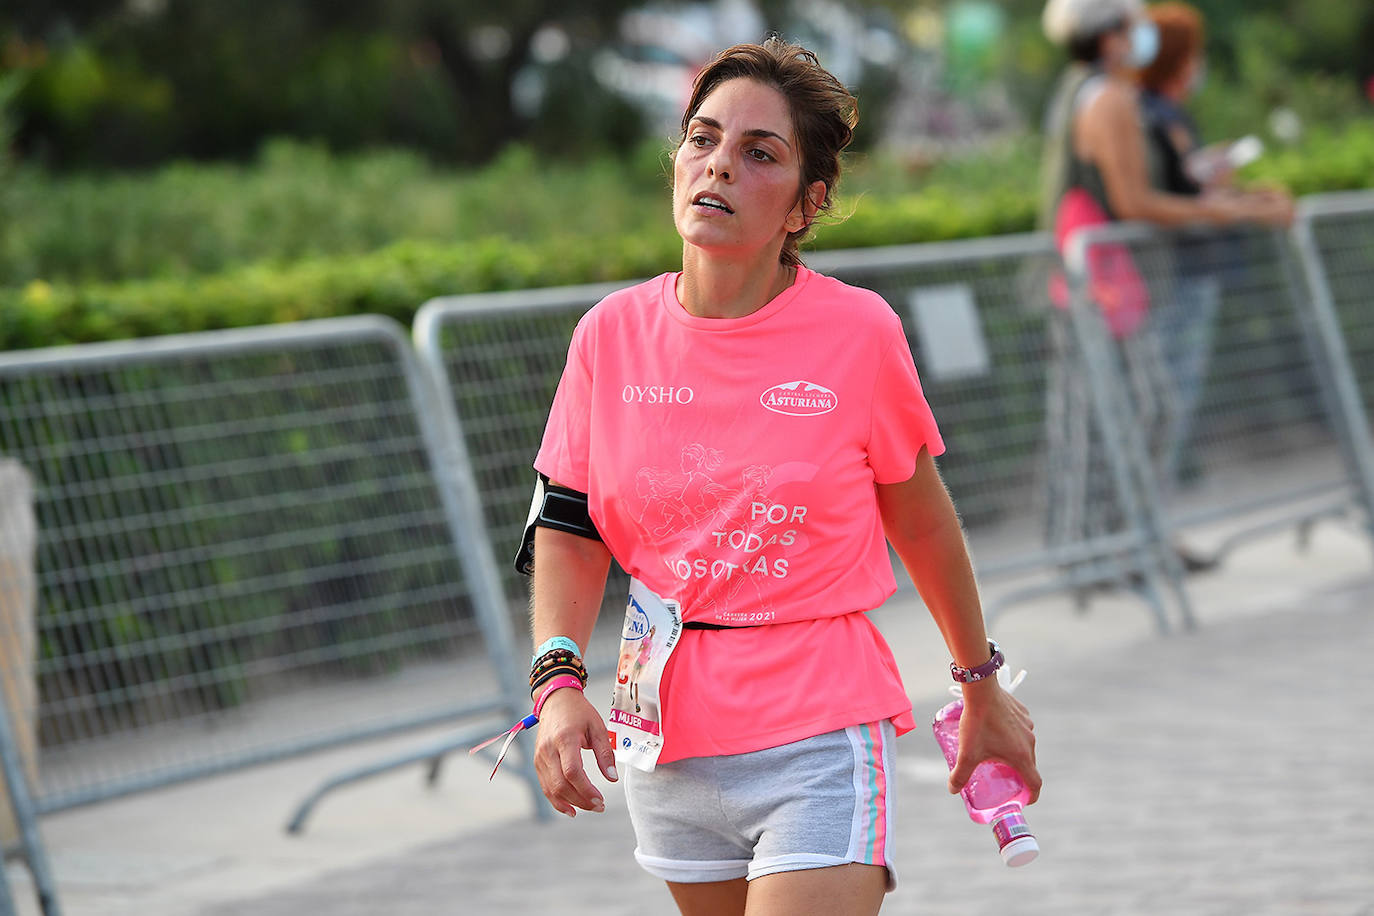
[690,116,791,148]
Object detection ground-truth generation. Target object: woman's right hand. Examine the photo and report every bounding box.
[532,686,618,817]
[1248,188,1296,227]
[1208,188,1295,227]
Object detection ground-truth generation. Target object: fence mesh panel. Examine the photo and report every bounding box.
[418,241,1166,643]
[416,289,634,669]
[0,319,501,812]
[813,243,1133,556]
[1079,225,1354,552]
[1304,197,1374,417]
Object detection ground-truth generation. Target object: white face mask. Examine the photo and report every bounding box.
[1129,21,1160,68]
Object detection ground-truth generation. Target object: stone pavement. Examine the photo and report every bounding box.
[197,575,1374,916]
[7,522,1374,916]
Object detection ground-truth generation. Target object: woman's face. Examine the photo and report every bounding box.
[672,77,819,260]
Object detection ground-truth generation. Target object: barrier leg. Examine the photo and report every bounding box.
[1,843,16,916]
[1065,268,1189,633]
[0,702,60,915]
[286,724,550,835]
[1290,220,1374,558]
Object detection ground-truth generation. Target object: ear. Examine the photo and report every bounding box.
[785,180,828,233]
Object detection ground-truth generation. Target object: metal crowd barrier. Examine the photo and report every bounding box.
[1068,221,1374,579]
[810,238,1186,626]
[0,696,59,915]
[0,316,537,832]
[1291,191,1374,549]
[413,282,653,675]
[413,236,1179,639]
[3,198,1374,907]
[1296,192,1374,410]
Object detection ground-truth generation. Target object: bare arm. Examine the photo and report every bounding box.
[876,449,1041,802]
[529,523,618,816]
[530,524,613,661]
[1080,84,1290,227]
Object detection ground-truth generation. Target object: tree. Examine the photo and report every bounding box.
[307,0,645,160]
[2,0,644,165]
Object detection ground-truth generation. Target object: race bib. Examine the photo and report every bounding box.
[608,577,682,772]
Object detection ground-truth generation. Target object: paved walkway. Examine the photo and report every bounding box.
[199,576,1374,916]
[8,523,1374,915]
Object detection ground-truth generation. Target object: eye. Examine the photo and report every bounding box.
[687,134,712,149]
[747,147,774,162]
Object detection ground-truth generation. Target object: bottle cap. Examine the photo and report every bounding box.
[991,808,1039,867]
[1000,834,1040,867]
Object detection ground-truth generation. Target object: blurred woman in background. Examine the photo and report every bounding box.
[1133,2,1296,535]
[1039,0,1292,233]
[1037,0,1293,582]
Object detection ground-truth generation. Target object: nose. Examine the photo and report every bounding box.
[707,148,733,182]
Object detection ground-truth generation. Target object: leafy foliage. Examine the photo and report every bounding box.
[0,138,672,286]
[3,119,1372,352]
[2,0,644,166]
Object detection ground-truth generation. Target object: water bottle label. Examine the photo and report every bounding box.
[992,811,1032,848]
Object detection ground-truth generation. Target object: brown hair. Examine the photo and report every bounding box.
[679,37,858,267]
[1137,2,1205,92]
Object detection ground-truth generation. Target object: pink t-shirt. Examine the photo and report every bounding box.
[535,266,944,762]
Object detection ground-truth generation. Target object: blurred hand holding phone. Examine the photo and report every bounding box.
[1186,135,1264,187]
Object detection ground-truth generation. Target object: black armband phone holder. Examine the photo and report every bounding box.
[513,473,602,575]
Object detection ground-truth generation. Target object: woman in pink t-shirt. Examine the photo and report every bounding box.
[520,38,1040,915]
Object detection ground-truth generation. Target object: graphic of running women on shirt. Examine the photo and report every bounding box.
[694,463,773,619]
[631,443,729,543]
[626,445,801,620]
[629,625,656,713]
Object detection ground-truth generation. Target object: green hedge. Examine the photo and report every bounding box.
[4,120,1372,352]
[0,233,685,349]
[0,140,673,286]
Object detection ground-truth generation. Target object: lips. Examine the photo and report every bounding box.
[692,191,734,214]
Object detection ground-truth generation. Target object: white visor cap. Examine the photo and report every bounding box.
[1042,0,1145,45]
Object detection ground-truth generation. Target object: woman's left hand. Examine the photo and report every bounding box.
[948,679,1041,804]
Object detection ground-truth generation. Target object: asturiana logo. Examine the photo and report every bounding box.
[759,380,838,416]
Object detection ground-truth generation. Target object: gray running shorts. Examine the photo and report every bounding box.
[623,720,897,890]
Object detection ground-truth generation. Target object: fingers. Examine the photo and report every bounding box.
[590,723,619,783]
[1009,703,1042,805]
[947,748,975,795]
[536,732,606,816]
[533,700,615,817]
[954,692,1041,804]
[1023,761,1043,806]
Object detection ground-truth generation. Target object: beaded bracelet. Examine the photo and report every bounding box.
[950,639,1005,684]
[530,653,580,678]
[530,649,586,679]
[530,647,583,675]
[530,648,588,695]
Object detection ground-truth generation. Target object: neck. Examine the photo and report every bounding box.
[1103,58,1133,81]
[677,245,796,319]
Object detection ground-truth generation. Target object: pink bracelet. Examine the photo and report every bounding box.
[533,674,585,717]
[470,674,587,781]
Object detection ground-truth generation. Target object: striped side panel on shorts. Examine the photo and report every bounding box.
[844,721,893,870]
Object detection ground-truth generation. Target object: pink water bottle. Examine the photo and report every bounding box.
[932,696,1040,867]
